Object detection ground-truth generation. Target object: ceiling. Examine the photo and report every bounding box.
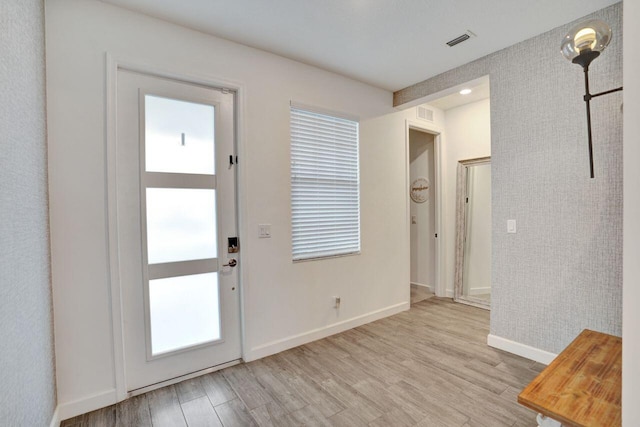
[99,0,619,91]
[427,76,490,111]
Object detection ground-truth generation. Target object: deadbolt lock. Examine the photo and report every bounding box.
[228,237,239,253]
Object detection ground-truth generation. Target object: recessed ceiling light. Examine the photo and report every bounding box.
[460,88,472,95]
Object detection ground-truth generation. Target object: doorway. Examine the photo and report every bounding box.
[409,128,438,303]
[114,69,242,393]
[413,76,491,303]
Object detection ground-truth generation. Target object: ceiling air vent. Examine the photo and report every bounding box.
[446,31,476,47]
[417,106,434,122]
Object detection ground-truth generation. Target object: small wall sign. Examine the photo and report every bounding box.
[410,177,430,203]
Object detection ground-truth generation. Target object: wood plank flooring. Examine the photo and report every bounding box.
[61,298,542,426]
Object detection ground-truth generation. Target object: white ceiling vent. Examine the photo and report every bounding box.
[446,30,476,47]
[417,106,434,122]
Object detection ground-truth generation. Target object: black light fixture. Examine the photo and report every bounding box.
[561,19,622,178]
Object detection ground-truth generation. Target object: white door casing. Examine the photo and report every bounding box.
[116,69,241,392]
[405,120,444,297]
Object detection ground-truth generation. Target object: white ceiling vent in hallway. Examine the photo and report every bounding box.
[417,106,434,122]
[446,31,476,47]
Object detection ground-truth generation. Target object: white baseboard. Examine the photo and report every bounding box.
[244,302,410,362]
[487,334,557,365]
[49,407,60,427]
[468,287,491,295]
[410,282,433,292]
[445,289,454,298]
[56,389,117,423]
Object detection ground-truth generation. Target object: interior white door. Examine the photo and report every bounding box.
[116,69,241,392]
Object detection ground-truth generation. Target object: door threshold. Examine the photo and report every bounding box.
[127,359,242,397]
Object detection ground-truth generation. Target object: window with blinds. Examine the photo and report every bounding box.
[290,106,360,261]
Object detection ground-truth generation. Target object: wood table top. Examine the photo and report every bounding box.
[518,329,621,427]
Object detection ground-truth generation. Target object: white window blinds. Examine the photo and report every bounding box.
[290,106,360,261]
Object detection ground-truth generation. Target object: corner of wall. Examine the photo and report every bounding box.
[55,389,117,423]
[49,408,60,427]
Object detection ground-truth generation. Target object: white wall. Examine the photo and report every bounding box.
[436,98,491,296]
[409,130,436,289]
[463,164,492,295]
[46,0,412,416]
[623,1,640,425]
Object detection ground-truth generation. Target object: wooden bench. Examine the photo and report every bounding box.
[518,329,621,427]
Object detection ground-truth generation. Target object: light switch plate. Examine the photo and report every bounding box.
[507,219,517,234]
[259,224,271,238]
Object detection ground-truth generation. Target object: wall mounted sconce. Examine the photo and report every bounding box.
[561,19,622,178]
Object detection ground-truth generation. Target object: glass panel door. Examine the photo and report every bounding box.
[145,95,216,175]
[141,95,221,358]
[116,69,240,392]
[149,273,220,355]
[145,188,218,265]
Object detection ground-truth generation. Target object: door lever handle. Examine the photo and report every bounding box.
[222,259,237,268]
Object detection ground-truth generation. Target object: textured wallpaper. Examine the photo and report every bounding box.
[395,3,623,354]
[0,0,57,425]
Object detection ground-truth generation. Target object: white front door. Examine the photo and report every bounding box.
[116,69,241,392]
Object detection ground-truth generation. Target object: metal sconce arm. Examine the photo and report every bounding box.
[580,64,623,178]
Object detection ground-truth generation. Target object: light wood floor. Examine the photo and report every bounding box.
[61,298,542,426]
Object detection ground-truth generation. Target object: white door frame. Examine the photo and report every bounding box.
[405,120,445,297]
[105,54,247,402]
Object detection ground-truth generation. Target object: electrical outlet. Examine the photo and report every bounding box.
[507,219,517,234]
